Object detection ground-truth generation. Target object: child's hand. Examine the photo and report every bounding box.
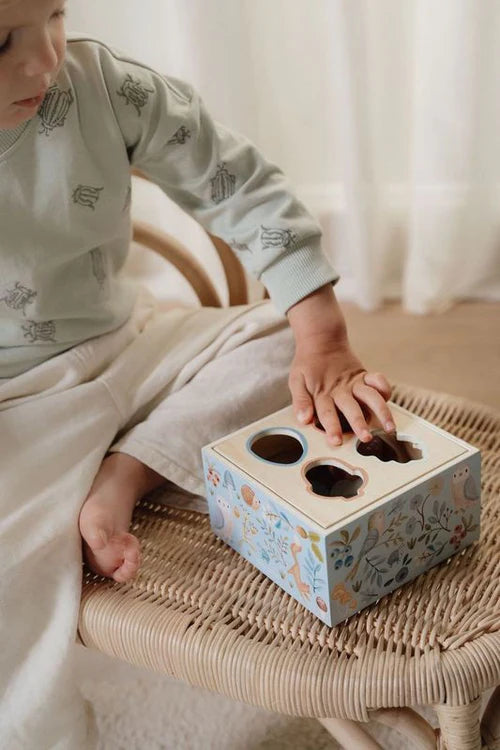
[289,335,393,445]
[287,285,394,446]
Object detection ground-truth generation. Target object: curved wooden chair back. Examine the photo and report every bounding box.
[131,169,258,307]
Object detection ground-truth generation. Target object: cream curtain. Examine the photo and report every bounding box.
[67,0,500,312]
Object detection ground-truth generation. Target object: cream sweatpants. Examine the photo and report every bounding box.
[0,289,293,749]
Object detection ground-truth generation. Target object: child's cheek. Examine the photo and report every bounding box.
[54,31,67,73]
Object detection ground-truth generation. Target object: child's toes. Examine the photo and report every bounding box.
[111,532,141,583]
[82,530,141,581]
[112,557,140,583]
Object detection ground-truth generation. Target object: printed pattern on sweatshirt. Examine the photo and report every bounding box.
[117,74,155,116]
[37,83,74,136]
[22,320,57,343]
[0,282,37,316]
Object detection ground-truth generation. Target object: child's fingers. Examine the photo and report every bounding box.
[289,371,314,424]
[352,383,396,432]
[333,392,372,443]
[363,371,392,401]
[314,393,343,445]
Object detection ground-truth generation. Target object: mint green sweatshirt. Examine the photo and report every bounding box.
[0,34,338,378]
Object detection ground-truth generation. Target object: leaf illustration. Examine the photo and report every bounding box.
[309,532,321,542]
[280,511,292,528]
[351,526,361,542]
[304,559,314,575]
[340,530,349,543]
[311,542,324,563]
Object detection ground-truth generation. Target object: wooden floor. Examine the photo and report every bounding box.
[340,300,500,410]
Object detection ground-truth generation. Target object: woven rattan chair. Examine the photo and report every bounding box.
[78,194,500,750]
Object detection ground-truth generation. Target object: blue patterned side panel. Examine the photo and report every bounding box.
[202,448,332,625]
[325,452,481,625]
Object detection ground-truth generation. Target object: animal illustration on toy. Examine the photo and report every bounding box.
[202,402,481,627]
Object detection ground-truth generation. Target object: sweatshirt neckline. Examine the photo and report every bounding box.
[0,113,38,160]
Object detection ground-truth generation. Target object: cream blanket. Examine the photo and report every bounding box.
[0,288,292,749]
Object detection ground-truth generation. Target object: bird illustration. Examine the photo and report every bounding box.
[212,495,234,540]
[345,510,386,581]
[223,470,237,502]
[452,465,479,510]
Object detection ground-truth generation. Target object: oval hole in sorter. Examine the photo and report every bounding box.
[356,430,424,464]
[248,428,306,465]
[304,460,365,499]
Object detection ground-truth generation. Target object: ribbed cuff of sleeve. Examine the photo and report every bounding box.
[260,241,340,315]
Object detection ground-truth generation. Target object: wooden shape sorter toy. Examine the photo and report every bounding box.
[201,402,481,627]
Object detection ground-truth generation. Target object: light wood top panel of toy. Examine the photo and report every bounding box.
[211,402,474,530]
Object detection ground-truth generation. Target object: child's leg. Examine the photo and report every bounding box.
[110,322,294,494]
[79,319,294,581]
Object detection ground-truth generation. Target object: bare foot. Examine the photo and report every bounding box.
[79,453,164,583]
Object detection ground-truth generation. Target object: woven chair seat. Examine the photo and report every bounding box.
[79,383,500,749]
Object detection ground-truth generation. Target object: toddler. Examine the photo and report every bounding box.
[0,1,394,747]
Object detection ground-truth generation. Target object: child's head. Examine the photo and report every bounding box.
[0,0,66,129]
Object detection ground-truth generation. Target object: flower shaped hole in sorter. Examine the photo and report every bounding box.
[248,428,307,465]
[303,459,367,499]
[356,430,424,464]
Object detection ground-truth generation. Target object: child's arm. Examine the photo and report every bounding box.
[93,42,393,433]
[287,283,394,446]
[97,47,337,314]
